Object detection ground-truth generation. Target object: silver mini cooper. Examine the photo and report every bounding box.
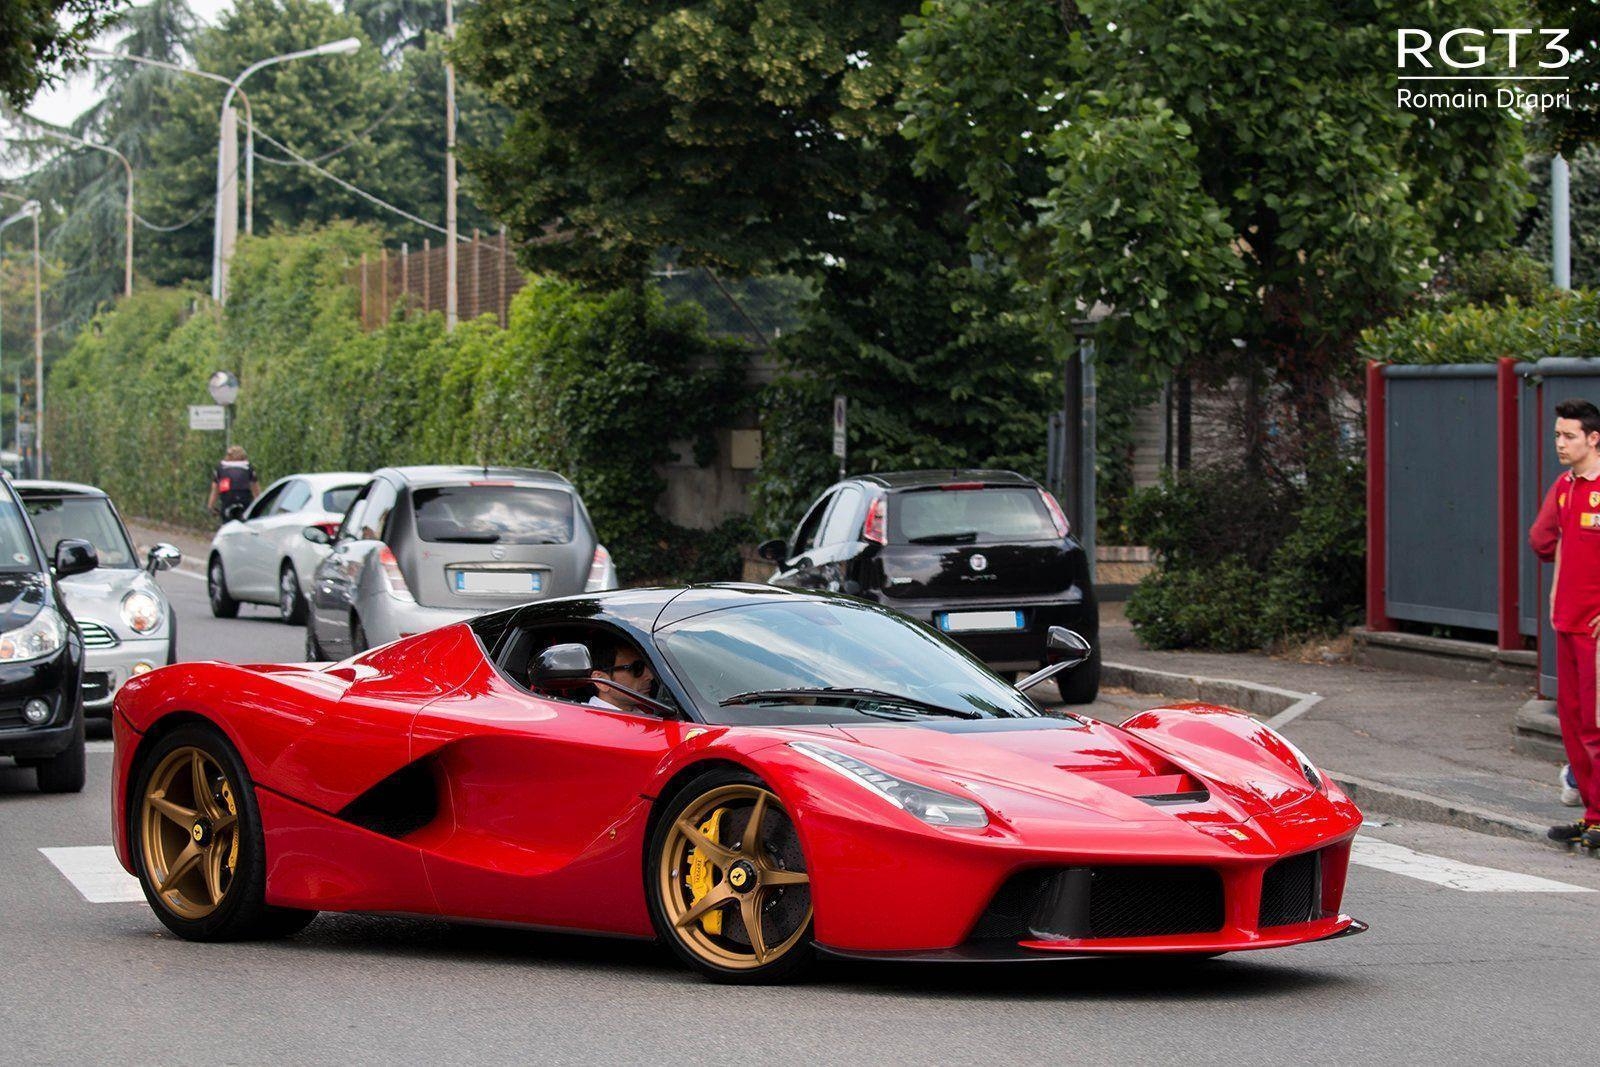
[15,481,181,717]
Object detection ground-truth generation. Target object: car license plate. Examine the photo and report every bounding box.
[453,570,543,594]
[938,610,1025,633]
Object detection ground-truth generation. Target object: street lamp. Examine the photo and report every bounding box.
[0,199,44,475]
[13,121,133,297]
[210,36,362,304]
[86,51,264,236]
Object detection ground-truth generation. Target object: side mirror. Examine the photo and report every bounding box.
[530,642,594,686]
[1015,627,1092,694]
[757,538,787,564]
[53,538,98,579]
[302,525,333,546]
[146,543,182,573]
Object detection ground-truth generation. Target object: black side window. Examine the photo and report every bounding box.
[792,491,835,557]
[336,483,373,542]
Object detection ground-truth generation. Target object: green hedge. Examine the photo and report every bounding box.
[48,226,751,582]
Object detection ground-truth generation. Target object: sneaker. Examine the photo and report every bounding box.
[1561,765,1582,807]
[1584,824,1600,850]
[1548,820,1589,843]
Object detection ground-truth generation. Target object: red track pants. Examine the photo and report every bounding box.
[1555,630,1600,823]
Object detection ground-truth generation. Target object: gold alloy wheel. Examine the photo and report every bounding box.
[139,746,240,920]
[658,783,812,971]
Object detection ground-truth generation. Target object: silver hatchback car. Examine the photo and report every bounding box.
[15,481,182,718]
[303,466,618,658]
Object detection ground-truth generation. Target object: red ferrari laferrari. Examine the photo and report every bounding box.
[111,585,1364,983]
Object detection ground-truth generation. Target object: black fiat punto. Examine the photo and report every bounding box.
[0,474,96,792]
[759,470,1100,703]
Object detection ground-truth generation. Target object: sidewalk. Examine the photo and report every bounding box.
[1098,609,1575,843]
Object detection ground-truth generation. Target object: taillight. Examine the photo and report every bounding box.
[862,498,887,544]
[585,544,617,591]
[938,481,985,491]
[377,545,415,602]
[1040,490,1070,538]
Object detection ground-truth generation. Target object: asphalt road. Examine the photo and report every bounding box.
[4,572,1598,1063]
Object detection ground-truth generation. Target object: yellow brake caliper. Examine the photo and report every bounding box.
[222,781,239,872]
[685,808,726,934]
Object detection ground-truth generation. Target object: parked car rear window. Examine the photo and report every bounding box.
[411,485,575,545]
[22,496,135,568]
[890,487,1057,544]
[323,484,364,515]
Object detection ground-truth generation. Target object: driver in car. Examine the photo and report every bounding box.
[587,639,657,714]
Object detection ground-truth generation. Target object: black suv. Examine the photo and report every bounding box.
[0,474,97,792]
[759,470,1099,703]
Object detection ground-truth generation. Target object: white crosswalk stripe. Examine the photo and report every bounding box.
[1351,836,1594,893]
[39,846,144,903]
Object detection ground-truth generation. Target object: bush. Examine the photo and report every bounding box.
[47,229,755,583]
[1124,459,1364,651]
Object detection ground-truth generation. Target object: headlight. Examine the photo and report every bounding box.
[0,606,64,662]
[791,741,989,828]
[1261,725,1325,791]
[121,590,164,634]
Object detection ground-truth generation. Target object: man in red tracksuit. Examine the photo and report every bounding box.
[1529,397,1600,848]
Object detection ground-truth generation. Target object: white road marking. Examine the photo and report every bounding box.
[40,846,144,903]
[86,740,113,754]
[1352,836,1594,893]
[163,566,206,581]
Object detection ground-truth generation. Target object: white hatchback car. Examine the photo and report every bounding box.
[207,471,369,624]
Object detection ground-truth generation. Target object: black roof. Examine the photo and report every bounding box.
[472,582,827,641]
[852,469,1036,490]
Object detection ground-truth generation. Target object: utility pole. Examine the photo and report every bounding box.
[31,203,43,478]
[445,0,459,331]
[1553,153,1571,290]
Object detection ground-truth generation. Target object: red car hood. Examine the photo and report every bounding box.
[785,717,1320,827]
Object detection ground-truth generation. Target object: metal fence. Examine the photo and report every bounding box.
[349,231,522,329]
[1367,356,1600,698]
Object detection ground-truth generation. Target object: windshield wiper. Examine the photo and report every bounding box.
[906,531,978,545]
[718,686,981,719]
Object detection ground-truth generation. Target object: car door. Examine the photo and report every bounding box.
[255,478,312,583]
[311,482,372,657]
[769,489,836,589]
[806,484,866,592]
[230,479,288,599]
[408,624,684,932]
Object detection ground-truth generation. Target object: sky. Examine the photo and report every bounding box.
[27,0,235,127]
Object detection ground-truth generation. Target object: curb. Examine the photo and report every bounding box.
[1102,661,1322,727]
[1328,770,1550,845]
[1104,660,1559,847]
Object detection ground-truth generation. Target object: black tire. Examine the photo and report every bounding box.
[165,608,179,666]
[645,768,815,985]
[278,563,307,625]
[129,722,316,941]
[1055,642,1101,705]
[36,714,86,793]
[350,616,368,654]
[207,556,239,619]
[304,622,325,661]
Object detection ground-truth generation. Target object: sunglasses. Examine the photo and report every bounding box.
[610,659,650,677]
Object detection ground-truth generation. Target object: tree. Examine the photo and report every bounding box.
[453,0,913,282]
[900,0,1530,464]
[0,0,128,109]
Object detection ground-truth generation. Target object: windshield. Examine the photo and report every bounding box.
[411,485,575,545]
[0,496,39,571]
[655,599,1043,726]
[891,487,1058,544]
[22,496,135,569]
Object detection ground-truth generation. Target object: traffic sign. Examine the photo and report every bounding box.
[832,396,847,480]
[189,405,226,431]
[16,423,33,447]
[208,371,239,406]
